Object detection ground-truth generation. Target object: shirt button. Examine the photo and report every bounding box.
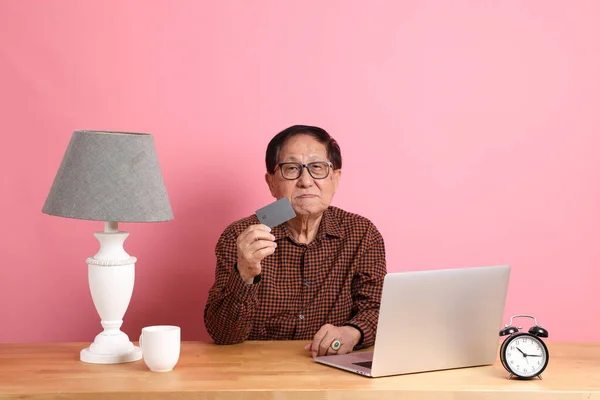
[298,314,305,320]
[304,281,310,287]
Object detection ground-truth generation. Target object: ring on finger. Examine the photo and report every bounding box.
[330,339,341,351]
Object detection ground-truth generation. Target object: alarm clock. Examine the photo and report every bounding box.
[499,314,549,379]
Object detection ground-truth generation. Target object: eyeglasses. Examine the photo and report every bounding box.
[276,162,334,180]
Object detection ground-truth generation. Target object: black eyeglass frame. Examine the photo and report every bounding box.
[275,161,334,180]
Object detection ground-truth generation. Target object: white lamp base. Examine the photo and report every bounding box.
[81,221,141,364]
[81,346,142,364]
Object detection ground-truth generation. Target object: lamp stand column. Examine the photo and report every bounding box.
[80,221,142,364]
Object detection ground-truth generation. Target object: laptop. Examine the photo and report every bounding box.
[314,265,511,377]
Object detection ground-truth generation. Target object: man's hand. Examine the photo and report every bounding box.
[236,224,276,284]
[304,324,362,357]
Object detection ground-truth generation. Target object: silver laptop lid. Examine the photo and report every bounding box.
[371,265,510,377]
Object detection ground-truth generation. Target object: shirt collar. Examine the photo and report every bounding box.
[271,207,344,242]
[319,207,344,238]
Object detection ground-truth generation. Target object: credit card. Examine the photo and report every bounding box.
[255,197,296,228]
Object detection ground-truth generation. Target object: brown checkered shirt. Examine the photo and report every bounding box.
[204,206,387,349]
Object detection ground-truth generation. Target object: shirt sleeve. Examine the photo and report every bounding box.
[203,228,260,344]
[345,225,387,349]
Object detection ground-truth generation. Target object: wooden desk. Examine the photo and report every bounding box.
[0,341,598,399]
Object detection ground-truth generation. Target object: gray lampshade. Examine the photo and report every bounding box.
[43,130,173,222]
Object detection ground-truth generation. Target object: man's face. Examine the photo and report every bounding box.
[265,134,341,217]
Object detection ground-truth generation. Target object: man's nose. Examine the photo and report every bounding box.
[296,166,313,186]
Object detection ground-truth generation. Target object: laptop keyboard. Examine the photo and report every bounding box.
[353,361,373,369]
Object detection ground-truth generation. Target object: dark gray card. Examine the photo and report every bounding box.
[255,197,296,228]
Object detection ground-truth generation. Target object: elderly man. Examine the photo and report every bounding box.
[204,125,387,357]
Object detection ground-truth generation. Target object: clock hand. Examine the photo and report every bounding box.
[517,347,528,357]
[527,354,543,357]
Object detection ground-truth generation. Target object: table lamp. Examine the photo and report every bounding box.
[42,130,173,364]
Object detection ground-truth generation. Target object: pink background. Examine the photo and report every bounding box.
[1,0,599,343]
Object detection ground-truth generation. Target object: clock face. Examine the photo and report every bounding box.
[502,333,548,378]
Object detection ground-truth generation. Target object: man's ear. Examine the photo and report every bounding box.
[332,169,342,193]
[265,173,276,197]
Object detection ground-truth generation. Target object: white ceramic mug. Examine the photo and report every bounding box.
[139,325,181,372]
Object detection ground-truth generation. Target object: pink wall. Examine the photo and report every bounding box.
[1,0,599,343]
